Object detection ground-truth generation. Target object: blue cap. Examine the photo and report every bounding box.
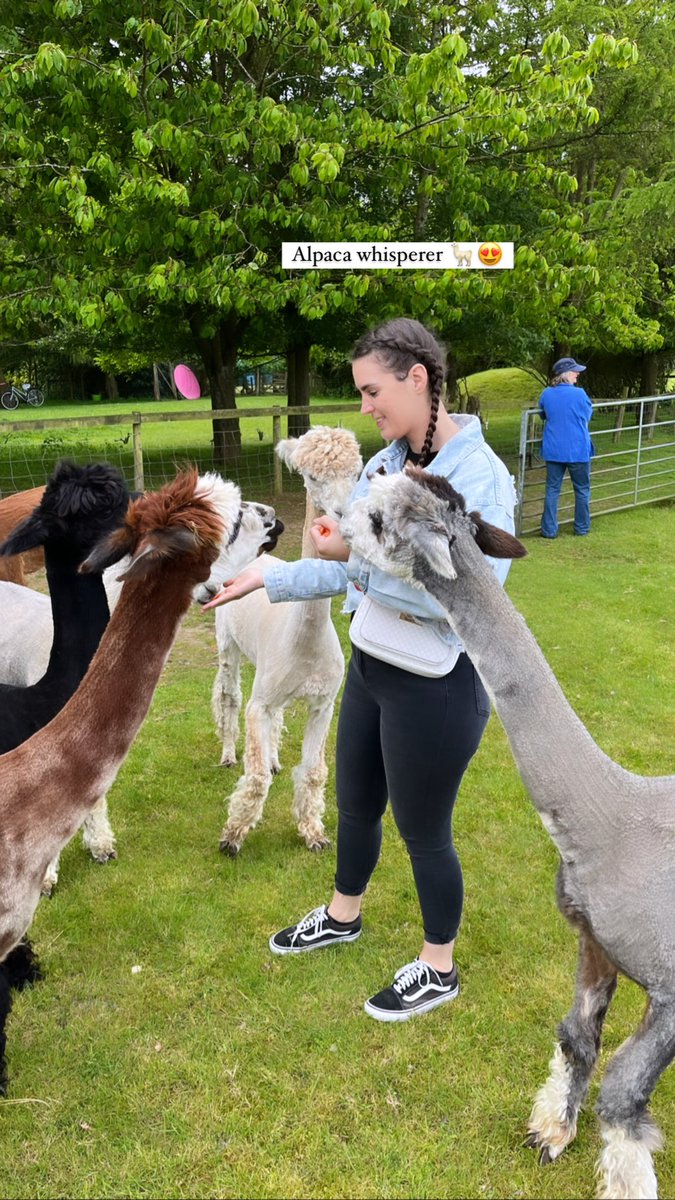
[552,357,586,375]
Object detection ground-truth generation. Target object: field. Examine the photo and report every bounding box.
[0,491,673,1199]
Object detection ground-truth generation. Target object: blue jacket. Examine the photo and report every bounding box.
[263,415,517,654]
[538,383,593,462]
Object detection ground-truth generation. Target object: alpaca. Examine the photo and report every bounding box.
[0,467,281,1094]
[0,473,283,892]
[341,467,674,1200]
[452,241,473,268]
[206,425,363,855]
[0,485,46,584]
[0,462,131,888]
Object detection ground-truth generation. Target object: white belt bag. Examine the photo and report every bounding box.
[349,594,459,677]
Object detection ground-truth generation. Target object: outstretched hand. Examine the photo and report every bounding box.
[201,567,265,610]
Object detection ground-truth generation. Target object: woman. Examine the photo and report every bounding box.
[538,356,594,538]
[203,318,516,1022]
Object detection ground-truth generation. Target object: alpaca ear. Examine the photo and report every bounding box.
[116,527,201,582]
[79,525,136,574]
[470,512,527,559]
[0,512,48,556]
[414,525,458,581]
[275,438,298,470]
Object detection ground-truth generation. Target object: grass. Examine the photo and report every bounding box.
[0,502,673,1199]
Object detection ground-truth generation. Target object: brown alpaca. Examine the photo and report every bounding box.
[0,486,46,583]
[0,467,275,1093]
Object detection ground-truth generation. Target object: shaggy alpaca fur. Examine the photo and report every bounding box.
[0,485,46,584]
[208,426,362,854]
[342,467,675,1200]
[0,467,280,1093]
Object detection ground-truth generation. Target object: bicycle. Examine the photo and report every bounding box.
[0,382,45,410]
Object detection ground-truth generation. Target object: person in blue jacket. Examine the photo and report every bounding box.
[538,357,594,538]
[203,318,517,1023]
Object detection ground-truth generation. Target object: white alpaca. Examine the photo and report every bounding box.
[206,426,363,855]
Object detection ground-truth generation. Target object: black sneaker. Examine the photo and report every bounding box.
[364,959,460,1022]
[269,904,362,955]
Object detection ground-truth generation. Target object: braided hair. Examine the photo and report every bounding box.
[351,318,446,467]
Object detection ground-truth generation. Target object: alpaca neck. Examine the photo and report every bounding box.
[3,563,198,840]
[418,538,630,850]
[297,495,331,626]
[41,553,110,689]
[301,495,320,559]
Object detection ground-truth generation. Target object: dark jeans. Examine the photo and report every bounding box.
[334,648,490,945]
[541,460,591,537]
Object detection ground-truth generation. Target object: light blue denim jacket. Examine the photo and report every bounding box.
[264,415,517,653]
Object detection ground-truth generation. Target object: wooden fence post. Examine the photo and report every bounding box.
[132,412,144,492]
[272,412,282,496]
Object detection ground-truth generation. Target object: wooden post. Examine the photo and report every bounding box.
[272,412,282,496]
[132,412,144,492]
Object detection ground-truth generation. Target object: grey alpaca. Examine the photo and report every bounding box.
[341,466,674,1200]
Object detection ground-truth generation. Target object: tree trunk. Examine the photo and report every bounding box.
[640,352,660,441]
[105,373,119,402]
[287,343,311,438]
[190,314,243,469]
[152,363,161,402]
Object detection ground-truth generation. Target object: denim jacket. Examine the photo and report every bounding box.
[264,415,517,653]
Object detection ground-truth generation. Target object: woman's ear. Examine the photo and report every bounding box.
[409,362,428,393]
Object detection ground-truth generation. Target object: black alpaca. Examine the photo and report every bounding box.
[0,461,130,752]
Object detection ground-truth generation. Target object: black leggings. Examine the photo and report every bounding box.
[334,648,490,945]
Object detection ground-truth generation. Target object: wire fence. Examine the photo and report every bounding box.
[3,396,672,537]
[516,395,675,534]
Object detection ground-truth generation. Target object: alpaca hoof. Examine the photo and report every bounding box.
[305,834,331,852]
[524,1129,567,1166]
[90,846,117,864]
[40,876,57,898]
[219,838,241,857]
[270,763,281,776]
[219,753,237,767]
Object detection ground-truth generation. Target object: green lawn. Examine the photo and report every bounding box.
[0,502,673,1199]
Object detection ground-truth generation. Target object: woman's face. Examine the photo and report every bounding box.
[352,353,430,447]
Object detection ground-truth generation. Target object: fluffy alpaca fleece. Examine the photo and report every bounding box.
[209,426,362,854]
[0,485,46,584]
[0,467,281,1093]
[342,466,675,1200]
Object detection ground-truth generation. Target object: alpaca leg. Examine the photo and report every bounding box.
[219,700,274,855]
[269,708,285,775]
[595,997,675,1200]
[41,854,60,897]
[0,940,43,1095]
[291,698,333,851]
[82,793,117,863]
[527,930,618,1164]
[211,638,242,767]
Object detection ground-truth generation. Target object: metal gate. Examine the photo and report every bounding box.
[516,395,675,535]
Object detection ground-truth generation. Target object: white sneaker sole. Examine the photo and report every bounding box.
[363,984,459,1022]
[269,929,361,956]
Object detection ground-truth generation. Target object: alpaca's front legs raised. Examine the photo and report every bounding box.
[292,697,333,851]
[527,930,617,1163]
[219,699,274,855]
[211,642,242,767]
[82,793,116,863]
[595,996,675,1200]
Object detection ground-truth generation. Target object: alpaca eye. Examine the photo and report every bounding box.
[370,512,384,539]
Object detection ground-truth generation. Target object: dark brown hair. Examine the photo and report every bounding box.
[352,318,446,467]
